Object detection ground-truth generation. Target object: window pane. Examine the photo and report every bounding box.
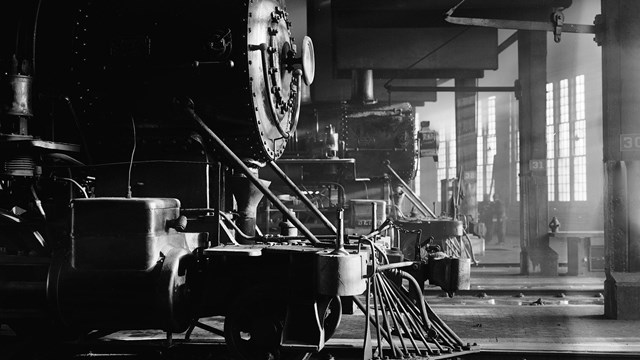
[488,97,496,136]
[575,75,585,121]
[574,119,586,156]
[437,167,445,202]
[477,134,484,202]
[516,161,520,202]
[559,122,570,158]
[486,164,493,195]
[486,96,497,196]
[546,82,554,126]
[477,165,484,202]
[558,158,570,201]
[560,79,569,123]
[573,75,587,201]
[574,156,587,201]
[548,159,555,201]
[437,137,447,203]
[547,125,555,160]
[448,132,456,178]
[478,138,484,166]
[516,131,520,202]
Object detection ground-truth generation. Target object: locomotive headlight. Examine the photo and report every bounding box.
[282,36,315,86]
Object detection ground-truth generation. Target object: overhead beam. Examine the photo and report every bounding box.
[336,69,484,80]
[332,0,573,28]
[386,85,516,93]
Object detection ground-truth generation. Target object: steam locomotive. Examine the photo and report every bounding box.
[0,1,471,359]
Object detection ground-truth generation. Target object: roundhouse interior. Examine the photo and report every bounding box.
[1,1,639,359]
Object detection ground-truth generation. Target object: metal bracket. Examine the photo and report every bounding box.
[445,10,598,44]
[552,9,565,43]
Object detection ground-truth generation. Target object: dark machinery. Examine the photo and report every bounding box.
[260,69,472,295]
[0,1,473,359]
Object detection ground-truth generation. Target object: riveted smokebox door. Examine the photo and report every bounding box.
[71,197,181,270]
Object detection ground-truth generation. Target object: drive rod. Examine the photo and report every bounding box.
[184,105,320,245]
[267,160,337,234]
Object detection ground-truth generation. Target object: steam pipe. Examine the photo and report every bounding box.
[183,104,320,245]
[267,160,337,234]
[350,69,377,105]
[331,208,348,255]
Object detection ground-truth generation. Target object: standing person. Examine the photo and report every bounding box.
[479,194,494,243]
[493,194,506,246]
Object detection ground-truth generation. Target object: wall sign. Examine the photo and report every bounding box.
[620,134,640,151]
[529,159,546,171]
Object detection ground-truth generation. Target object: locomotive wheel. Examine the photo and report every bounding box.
[224,293,310,360]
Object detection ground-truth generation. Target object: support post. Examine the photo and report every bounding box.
[517,30,556,275]
[601,0,640,320]
[455,78,478,221]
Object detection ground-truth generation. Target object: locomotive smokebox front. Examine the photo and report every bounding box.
[68,0,314,165]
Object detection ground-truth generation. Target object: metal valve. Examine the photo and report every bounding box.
[331,208,349,256]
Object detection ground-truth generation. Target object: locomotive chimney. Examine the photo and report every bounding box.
[350,69,377,105]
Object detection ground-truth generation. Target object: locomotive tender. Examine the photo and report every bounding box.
[0,1,470,359]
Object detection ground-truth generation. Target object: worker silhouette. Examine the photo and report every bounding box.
[478,194,493,242]
[493,194,506,246]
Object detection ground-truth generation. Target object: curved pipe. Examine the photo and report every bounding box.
[53,177,88,198]
[396,270,432,331]
[44,153,86,167]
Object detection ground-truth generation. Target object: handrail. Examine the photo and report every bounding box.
[182,103,320,245]
[267,160,337,235]
[384,161,437,219]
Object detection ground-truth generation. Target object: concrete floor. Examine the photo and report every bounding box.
[327,238,639,357]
